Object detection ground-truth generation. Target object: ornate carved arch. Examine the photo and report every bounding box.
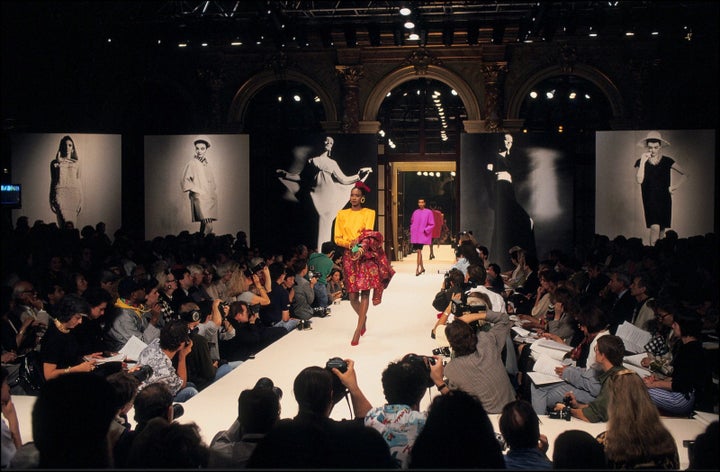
[362,64,482,128]
[506,63,625,122]
[227,69,338,129]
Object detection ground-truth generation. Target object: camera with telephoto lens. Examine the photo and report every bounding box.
[547,396,572,421]
[325,357,349,404]
[172,403,184,419]
[217,301,229,318]
[309,271,322,280]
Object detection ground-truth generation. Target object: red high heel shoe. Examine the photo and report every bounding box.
[351,338,360,346]
[360,326,366,336]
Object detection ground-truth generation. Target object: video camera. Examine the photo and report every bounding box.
[432,346,452,358]
[325,357,349,404]
[172,403,184,419]
[312,306,331,318]
[450,300,487,315]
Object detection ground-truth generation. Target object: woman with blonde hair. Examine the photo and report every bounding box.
[600,369,679,469]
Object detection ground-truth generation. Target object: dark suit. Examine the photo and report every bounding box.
[607,289,635,334]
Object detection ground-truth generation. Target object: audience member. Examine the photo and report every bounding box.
[1,366,22,468]
[443,309,516,413]
[408,389,505,469]
[105,276,162,351]
[32,372,117,468]
[552,430,606,469]
[365,353,446,468]
[629,272,656,331]
[259,262,300,331]
[137,319,198,402]
[210,377,283,467]
[688,421,719,470]
[247,361,394,468]
[125,417,210,468]
[105,370,141,451]
[308,241,335,309]
[557,334,626,422]
[499,400,553,469]
[599,369,679,469]
[289,258,316,324]
[74,286,114,355]
[644,313,708,416]
[220,301,287,362]
[40,293,98,381]
[602,270,635,333]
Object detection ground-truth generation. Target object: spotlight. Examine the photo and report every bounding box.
[399,6,412,16]
[404,20,415,29]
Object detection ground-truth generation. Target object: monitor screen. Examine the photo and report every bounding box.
[1,184,21,209]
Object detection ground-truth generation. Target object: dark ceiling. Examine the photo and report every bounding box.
[3,1,718,50]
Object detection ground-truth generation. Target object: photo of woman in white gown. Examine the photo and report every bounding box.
[277,136,372,250]
[49,135,83,228]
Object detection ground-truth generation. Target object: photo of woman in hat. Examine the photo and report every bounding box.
[634,131,689,246]
[181,135,218,236]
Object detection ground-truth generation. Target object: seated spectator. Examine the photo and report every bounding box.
[40,293,98,381]
[688,421,719,470]
[644,313,708,416]
[125,417,210,468]
[442,309,516,414]
[136,319,198,402]
[598,369,679,469]
[113,382,178,468]
[105,276,162,351]
[289,258,316,323]
[220,301,287,362]
[74,286,114,355]
[408,389,505,469]
[530,299,610,415]
[32,372,117,468]
[1,366,22,468]
[210,377,283,467]
[365,353,446,468]
[105,370,140,451]
[258,262,300,331]
[556,335,626,422]
[552,430,606,469]
[327,267,346,303]
[247,360,394,469]
[177,304,234,391]
[499,400,552,469]
[308,241,335,309]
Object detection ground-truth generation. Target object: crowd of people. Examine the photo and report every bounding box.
[0,215,718,468]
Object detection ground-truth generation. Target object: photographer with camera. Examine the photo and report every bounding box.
[308,241,336,310]
[258,262,300,332]
[136,319,198,403]
[364,353,446,468]
[552,335,626,423]
[248,359,394,469]
[289,258,316,328]
[443,304,516,414]
[220,301,287,362]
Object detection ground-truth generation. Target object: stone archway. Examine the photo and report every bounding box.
[227,69,338,130]
[506,63,626,125]
[360,64,482,133]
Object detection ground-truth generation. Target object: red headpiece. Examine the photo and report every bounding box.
[355,181,371,194]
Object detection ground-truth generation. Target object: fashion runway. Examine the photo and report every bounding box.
[10,244,712,467]
[179,244,456,435]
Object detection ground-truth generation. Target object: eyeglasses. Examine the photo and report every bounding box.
[21,289,37,294]
[166,278,177,283]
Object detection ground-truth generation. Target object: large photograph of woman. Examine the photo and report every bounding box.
[10,133,122,236]
[49,135,83,228]
[596,130,715,244]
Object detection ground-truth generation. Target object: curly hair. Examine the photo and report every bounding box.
[381,357,429,406]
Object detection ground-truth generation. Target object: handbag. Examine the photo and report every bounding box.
[17,350,45,396]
